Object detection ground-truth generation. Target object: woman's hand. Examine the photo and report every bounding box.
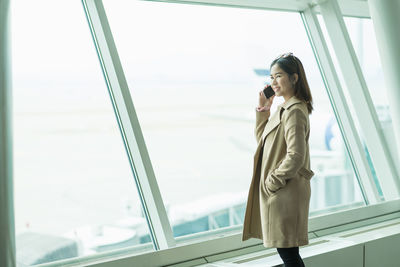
[258,85,275,111]
[264,173,278,197]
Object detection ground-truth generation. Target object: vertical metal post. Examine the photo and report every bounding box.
[0,0,16,266]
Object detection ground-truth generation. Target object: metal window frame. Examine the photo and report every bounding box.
[0,0,16,267]
[301,6,381,204]
[3,0,399,267]
[82,0,176,250]
[143,0,371,18]
[79,0,398,259]
[316,0,400,199]
[35,199,400,267]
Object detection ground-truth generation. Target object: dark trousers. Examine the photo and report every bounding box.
[276,247,305,267]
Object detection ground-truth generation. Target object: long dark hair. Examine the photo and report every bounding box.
[270,55,314,114]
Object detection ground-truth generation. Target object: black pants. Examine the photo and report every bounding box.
[276,247,305,267]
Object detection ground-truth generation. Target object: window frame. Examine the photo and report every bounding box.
[79,0,399,255]
[301,5,382,204]
[34,199,400,267]
[0,0,15,267]
[315,0,400,199]
[82,0,176,250]
[2,0,399,266]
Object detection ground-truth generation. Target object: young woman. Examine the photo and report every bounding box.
[242,53,315,267]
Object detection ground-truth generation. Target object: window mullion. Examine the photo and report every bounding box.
[301,6,381,204]
[82,0,176,250]
[318,0,400,200]
[0,0,16,266]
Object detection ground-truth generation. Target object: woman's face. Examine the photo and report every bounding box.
[270,64,296,100]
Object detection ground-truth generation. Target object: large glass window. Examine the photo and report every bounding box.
[12,1,152,266]
[103,0,364,241]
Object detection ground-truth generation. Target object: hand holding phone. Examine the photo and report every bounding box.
[258,84,275,111]
[263,85,275,99]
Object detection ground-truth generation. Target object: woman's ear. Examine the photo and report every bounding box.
[291,73,299,84]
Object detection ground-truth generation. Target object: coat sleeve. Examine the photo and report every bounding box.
[255,109,270,143]
[266,108,307,192]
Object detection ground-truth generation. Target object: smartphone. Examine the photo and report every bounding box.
[263,85,275,99]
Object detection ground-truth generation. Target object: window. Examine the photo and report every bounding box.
[12,1,152,266]
[103,0,364,242]
[344,17,398,195]
[317,14,398,199]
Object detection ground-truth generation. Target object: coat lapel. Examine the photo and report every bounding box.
[261,107,282,144]
[260,96,304,145]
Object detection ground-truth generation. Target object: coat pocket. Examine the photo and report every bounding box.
[298,166,315,180]
[264,158,285,195]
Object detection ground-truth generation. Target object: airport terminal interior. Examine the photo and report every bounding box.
[1,0,400,266]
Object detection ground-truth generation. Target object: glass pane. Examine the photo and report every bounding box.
[12,1,153,266]
[317,15,390,199]
[103,0,365,242]
[344,17,398,198]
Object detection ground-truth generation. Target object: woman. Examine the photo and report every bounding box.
[242,53,315,267]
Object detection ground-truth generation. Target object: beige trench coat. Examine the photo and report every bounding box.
[242,95,315,248]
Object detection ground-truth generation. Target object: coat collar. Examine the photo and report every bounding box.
[278,95,303,110]
[260,95,303,145]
